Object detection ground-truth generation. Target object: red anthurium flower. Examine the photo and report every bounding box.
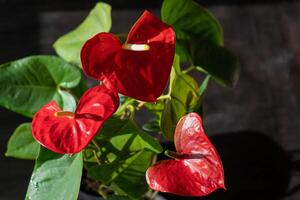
[32,85,119,154]
[146,113,225,196]
[81,10,175,102]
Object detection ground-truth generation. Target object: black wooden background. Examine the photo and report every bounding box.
[1,0,300,200]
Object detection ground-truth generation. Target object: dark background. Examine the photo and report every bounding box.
[1,0,299,10]
[1,0,300,200]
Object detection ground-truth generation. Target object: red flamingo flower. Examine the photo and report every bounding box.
[81,10,175,102]
[146,113,225,196]
[32,85,119,154]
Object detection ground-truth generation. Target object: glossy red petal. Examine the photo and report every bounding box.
[81,32,121,90]
[146,113,225,196]
[174,113,219,155]
[81,10,175,102]
[146,159,225,196]
[32,86,119,154]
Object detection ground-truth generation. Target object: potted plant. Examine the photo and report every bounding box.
[2,0,239,199]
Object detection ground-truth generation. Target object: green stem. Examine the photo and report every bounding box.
[150,190,158,200]
[157,94,171,101]
[195,66,208,74]
[92,140,101,151]
[182,65,195,74]
[198,75,211,97]
[98,184,108,199]
[93,150,101,165]
[136,101,146,110]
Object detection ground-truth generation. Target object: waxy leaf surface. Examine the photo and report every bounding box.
[162,0,223,46]
[32,85,119,154]
[161,55,199,140]
[0,55,81,117]
[81,10,175,102]
[84,115,162,198]
[147,113,225,196]
[162,0,239,87]
[88,150,153,198]
[26,148,83,200]
[6,123,40,160]
[54,2,111,66]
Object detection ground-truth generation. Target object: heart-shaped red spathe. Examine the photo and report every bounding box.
[32,85,119,154]
[146,113,225,196]
[81,10,175,102]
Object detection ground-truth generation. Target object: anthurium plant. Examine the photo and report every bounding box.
[2,0,239,199]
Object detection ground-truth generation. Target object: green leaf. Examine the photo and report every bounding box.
[70,73,88,99]
[53,2,112,66]
[5,123,40,160]
[0,55,81,117]
[83,114,162,164]
[58,90,77,112]
[109,151,153,198]
[161,0,239,87]
[142,118,161,133]
[162,0,223,46]
[25,148,83,200]
[191,40,240,87]
[86,150,153,199]
[161,55,199,140]
[84,115,162,198]
[91,115,162,158]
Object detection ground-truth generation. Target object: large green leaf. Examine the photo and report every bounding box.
[162,0,223,45]
[0,55,81,117]
[109,151,153,198]
[83,115,162,163]
[161,55,199,140]
[25,148,83,200]
[86,150,153,199]
[5,123,40,160]
[161,0,239,87]
[84,115,162,198]
[95,115,162,155]
[190,39,239,87]
[53,2,112,66]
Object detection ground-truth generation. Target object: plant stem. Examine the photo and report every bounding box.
[157,94,171,101]
[150,190,158,200]
[92,140,101,151]
[98,184,108,199]
[92,150,101,165]
[198,75,211,97]
[136,101,146,110]
[182,65,195,74]
[195,66,208,74]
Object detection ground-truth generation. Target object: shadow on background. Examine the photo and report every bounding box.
[160,131,300,200]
